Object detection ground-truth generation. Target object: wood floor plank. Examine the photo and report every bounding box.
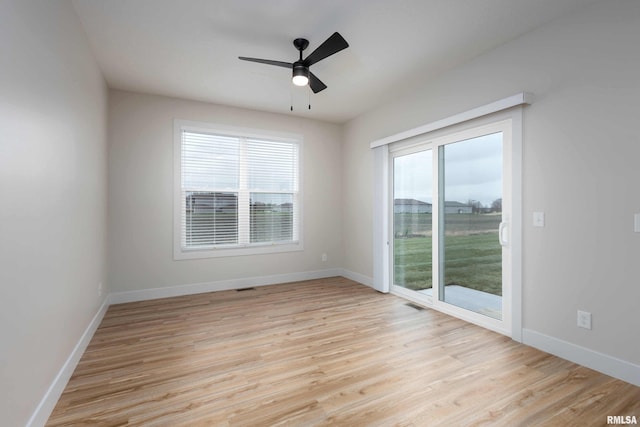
[46,277,640,426]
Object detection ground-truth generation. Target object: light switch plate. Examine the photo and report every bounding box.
[635,213,640,232]
[533,211,545,227]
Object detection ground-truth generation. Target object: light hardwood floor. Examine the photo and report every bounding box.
[47,277,639,426]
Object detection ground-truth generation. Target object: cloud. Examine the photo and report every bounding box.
[393,132,503,206]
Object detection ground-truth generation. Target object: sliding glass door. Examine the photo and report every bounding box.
[393,149,433,292]
[391,120,513,333]
[438,132,504,320]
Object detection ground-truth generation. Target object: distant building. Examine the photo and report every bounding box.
[394,199,473,214]
[394,199,432,214]
[186,192,237,214]
[251,201,293,213]
[186,192,292,214]
[444,201,472,214]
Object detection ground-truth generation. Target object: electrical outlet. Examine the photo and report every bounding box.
[98,282,103,297]
[577,310,592,330]
[321,253,327,262]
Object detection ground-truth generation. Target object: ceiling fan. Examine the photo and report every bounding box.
[239,32,349,94]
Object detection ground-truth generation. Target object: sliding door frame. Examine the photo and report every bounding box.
[377,107,523,340]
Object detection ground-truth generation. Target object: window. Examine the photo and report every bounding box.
[174,120,302,260]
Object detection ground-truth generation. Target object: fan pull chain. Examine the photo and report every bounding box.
[289,86,312,111]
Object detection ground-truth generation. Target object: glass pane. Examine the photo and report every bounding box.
[182,132,239,190]
[439,132,503,319]
[250,193,294,243]
[246,139,298,192]
[184,192,238,246]
[393,150,433,291]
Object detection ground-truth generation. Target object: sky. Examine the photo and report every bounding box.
[393,132,502,207]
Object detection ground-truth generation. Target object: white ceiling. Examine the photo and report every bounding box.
[72,0,595,123]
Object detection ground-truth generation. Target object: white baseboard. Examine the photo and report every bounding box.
[339,269,373,288]
[522,328,640,387]
[110,268,344,304]
[27,298,110,427]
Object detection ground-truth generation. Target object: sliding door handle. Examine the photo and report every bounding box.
[499,221,508,247]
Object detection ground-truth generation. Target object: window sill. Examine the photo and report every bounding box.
[173,241,303,260]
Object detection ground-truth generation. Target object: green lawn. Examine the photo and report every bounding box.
[394,213,502,296]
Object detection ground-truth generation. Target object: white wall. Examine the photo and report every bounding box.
[0,1,108,426]
[108,90,343,295]
[343,0,640,366]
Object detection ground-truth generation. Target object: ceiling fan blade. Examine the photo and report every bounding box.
[308,72,327,93]
[238,57,292,68]
[303,32,349,67]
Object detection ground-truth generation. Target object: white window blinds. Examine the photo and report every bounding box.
[179,129,299,252]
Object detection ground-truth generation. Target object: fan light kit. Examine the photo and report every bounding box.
[239,32,349,95]
[292,66,309,86]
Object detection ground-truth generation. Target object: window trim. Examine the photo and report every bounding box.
[173,119,304,260]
